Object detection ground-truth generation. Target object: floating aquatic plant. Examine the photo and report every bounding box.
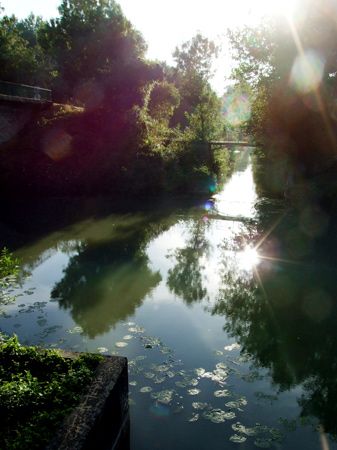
[96,347,108,353]
[230,434,247,443]
[150,389,174,404]
[187,388,201,396]
[140,386,153,393]
[115,341,128,348]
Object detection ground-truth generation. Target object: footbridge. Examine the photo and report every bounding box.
[209,140,255,149]
[0,80,52,144]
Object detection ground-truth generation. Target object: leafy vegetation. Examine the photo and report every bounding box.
[0,1,228,196]
[0,247,19,280]
[0,335,102,450]
[229,0,337,201]
[0,248,19,306]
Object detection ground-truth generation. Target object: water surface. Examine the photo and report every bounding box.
[1,150,337,450]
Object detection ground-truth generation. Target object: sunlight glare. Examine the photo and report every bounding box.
[238,246,260,271]
[256,0,299,19]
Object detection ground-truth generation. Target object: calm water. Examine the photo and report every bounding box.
[1,150,337,450]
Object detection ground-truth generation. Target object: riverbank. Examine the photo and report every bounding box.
[0,103,229,197]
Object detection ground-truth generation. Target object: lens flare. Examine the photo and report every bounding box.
[289,50,325,94]
[222,92,251,127]
[204,200,215,211]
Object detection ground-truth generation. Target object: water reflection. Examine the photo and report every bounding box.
[3,152,337,448]
[167,219,210,304]
[212,201,337,438]
[50,215,168,337]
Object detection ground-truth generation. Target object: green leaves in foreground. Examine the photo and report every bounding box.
[0,336,102,450]
[0,248,19,280]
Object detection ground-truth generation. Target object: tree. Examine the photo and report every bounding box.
[171,34,223,140]
[173,33,218,82]
[137,80,180,150]
[0,13,52,85]
[39,0,146,99]
[228,0,337,199]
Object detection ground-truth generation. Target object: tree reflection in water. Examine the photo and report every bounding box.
[51,214,169,338]
[212,201,337,437]
[166,219,210,304]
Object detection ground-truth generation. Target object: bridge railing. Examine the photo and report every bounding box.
[0,80,52,103]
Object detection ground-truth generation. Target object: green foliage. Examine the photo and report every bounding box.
[39,0,146,99]
[184,88,223,141]
[173,33,218,81]
[0,6,229,196]
[0,335,102,450]
[0,13,52,85]
[213,148,231,182]
[137,80,180,151]
[229,0,337,199]
[0,247,19,280]
[172,34,220,128]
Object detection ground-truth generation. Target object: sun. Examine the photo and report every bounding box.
[238,246,260,272]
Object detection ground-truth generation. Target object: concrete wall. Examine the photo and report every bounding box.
[0,102,39,145]
[46,355,129,450]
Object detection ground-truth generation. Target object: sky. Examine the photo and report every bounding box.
[0,0,293,93]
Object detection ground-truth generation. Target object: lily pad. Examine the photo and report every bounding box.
[123,335,133,340]
[153,375,166,384]
[66,326,83,334]
[150,389,174,404]
[140,386,153,393]
[96,347,108,353]
[128,326,145,333]
[232,422,257,436]
[224,343,241,351]
[226,397,247,410]
[230,435,247,444]
[187,388,201,396]
[153,364,170,372]
[214,389,231,398]
[203,408,227,424]
[144,372,155,379]
[192,402,209,410]
[115,341,128,348]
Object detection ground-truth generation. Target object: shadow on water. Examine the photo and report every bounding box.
[211,199,337,438]
[0,194,209,250]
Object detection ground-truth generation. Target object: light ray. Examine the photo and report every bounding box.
[287,15,337,153]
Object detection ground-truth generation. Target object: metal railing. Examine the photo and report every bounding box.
[0,80,52,102]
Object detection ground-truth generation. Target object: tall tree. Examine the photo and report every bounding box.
[229,0,337,197]
[0,12,51,85]
[171,34,223,140]
[39,0,146,99]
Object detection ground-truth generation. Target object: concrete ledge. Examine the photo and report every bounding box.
[46,354,129,450]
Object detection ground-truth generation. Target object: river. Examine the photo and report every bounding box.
[1,149,337,450]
